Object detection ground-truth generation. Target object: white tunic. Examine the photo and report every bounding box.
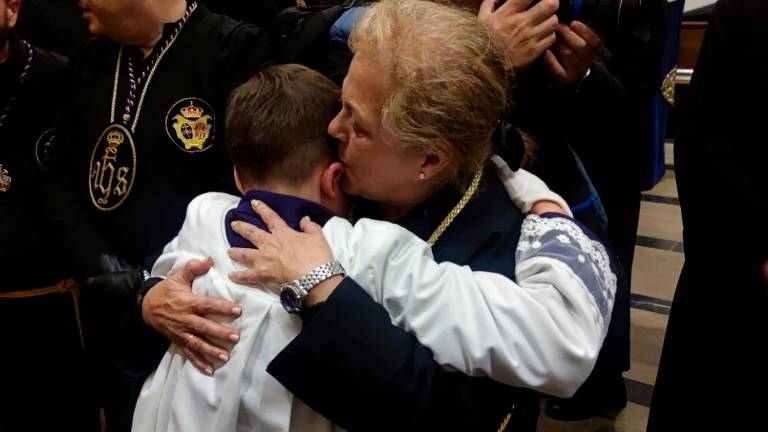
[132,162,616,432]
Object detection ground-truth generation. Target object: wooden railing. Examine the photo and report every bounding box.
[676,21,708,84]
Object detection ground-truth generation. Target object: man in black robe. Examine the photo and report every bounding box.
[0,0,96,429]
[43,0,271,429]
[648,0,768,429]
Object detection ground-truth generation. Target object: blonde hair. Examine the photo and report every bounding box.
[349,0,512,188]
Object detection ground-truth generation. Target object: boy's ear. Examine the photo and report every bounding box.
[233,166,246,194]
[320,161,344,199]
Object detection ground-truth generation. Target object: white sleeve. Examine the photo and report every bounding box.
[150,194,219,278]
[150,236,179,277]
[334,215,616,398]
[150,236,205,278]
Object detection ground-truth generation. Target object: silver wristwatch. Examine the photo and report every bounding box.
[279,261,346,313]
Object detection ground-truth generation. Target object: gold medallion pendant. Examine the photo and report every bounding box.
[0,164,11,192]
[88,124,137,211]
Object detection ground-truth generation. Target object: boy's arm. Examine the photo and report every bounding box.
[150,236,206,279]
[116,194,225,376]
[336,213,616,398]
[150,237,181,278]
[151,192,239,278]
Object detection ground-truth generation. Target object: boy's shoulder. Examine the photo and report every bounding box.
[179,192,241,242]
[187,192,241,214]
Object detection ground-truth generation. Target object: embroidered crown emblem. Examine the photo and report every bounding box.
[107,130,125,147]
[180,102,204,119]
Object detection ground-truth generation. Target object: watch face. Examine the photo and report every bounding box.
[280,284,302,313]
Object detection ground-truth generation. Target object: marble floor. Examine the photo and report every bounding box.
[538,143,681,432]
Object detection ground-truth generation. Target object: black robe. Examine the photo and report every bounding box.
[648,0,768,429]
[0,34,97,431]
[198,0,293,30]
[42,5,271,431]
[15,0,92,56]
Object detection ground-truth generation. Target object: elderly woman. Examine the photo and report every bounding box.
[135,1,615,430]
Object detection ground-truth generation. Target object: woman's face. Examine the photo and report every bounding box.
[328,56,427,207]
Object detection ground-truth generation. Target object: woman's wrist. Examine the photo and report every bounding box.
[530,200,568,216]
[306,275,344,306]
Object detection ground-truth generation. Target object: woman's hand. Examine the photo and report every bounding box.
[142,258,242,375]
[228,200,337,296]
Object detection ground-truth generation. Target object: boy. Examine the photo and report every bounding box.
[132,64,615,432]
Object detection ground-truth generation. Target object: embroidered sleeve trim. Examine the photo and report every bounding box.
[517,214,618,322]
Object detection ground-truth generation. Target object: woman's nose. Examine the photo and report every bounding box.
[328,113,347,142]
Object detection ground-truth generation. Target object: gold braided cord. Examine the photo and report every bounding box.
[426,169,483,247]
[497,413,512,432]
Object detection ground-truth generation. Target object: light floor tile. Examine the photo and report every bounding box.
[626,309,669,386]
[637,202,683,243]
[631,246,684,302]
[647,170,678,198]
[665,142,674,166]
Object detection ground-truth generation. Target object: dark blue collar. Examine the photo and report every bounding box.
[225,189,335,249]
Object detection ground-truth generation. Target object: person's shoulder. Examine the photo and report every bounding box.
[194,5,270,50]
[191,5,272,82]
[31,45,66,70]
[176,192,240,252]
[195,5,242,36]
[330,6,368,42]
[187,192,240,218]
[323,216,353,232]
[18,42,67,90]
[325,216,410,241]
[343,217,425,252]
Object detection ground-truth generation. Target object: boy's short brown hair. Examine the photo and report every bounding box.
[225,64,341,187]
